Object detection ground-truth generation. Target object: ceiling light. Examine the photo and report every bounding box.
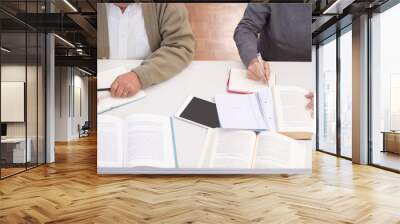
[54,34,75,48]
[1,47,11,53]
[78,67,93,76]
[323,0,355,15]
[63,0,78,12]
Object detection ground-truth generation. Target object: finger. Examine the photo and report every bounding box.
[115,86,125,97]
[255,62,265,80]
[110,80,119,97]
[306,102,313,110]
[122,90,128,98]
[248,70,260,81]
[256,63,267,84]
[126,91,134,97]
[126,87,138,97]
[126,90,136,97]
[305,92,314,98]
[264,62,270,81]
[248,65,259,77]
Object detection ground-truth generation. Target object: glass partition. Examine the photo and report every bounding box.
[38,32,45,165]
[370,2,400,171]
[339,27,352,158]
[27,31,38,169]
[1,30,28,177]
[317,36,337,155]
[0,1,46,179]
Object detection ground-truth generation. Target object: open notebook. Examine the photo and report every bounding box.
[97,114,178,168]
[199,129,308,169]
[98,66,146,113]
[227,68,276,93]
[215,85,314,139]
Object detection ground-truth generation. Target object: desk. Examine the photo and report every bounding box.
[98,60,314,174]
[381,131,400,154]
[1,138,31,164]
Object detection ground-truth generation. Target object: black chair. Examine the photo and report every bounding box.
[79,121,90,138]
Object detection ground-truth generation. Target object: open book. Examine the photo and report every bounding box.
[97,114,177,168]
[199,129,308,169]
[227,68,276,93]
[215,86,314,139]
[98,66,146,113]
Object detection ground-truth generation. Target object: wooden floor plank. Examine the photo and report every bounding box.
[1,135,400,223]
[1,4,400,223]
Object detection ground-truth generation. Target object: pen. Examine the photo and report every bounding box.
[256,52,268,85]
[97,88,111,92]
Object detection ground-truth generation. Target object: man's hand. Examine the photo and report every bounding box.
[247,58,270,84]
[305,92,314,118]
[110,71,142,98]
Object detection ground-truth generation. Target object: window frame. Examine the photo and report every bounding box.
[0,0,47,180]
[367,0,400,173]
[316,24,353,160]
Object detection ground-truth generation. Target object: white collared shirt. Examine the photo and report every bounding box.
[106,3,152,59]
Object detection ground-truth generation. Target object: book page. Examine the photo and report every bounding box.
[252,132,307,169]
[200,129,256,168]
[256,88,277,131]
[228,68,268,93]
[273,86,314,133]
[123,114,176,168]
[215,93,268,130]
[97,114,124,167]
[98,66,129,89]
[97,91,145,114]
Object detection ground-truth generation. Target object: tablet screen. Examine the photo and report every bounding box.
[179,97,220,128]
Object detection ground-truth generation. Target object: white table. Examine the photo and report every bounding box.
[1,138,31,163]
[98,60,313,174]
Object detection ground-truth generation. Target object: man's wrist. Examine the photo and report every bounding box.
[248,58,258,67]
[132,67,152,88]
[127,71,143,89]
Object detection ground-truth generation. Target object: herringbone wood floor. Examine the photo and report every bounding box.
[1,135,400,223]
[1,5,400,223]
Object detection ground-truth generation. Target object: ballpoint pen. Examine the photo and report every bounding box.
[97,88,111,92]
[256,52,268,86]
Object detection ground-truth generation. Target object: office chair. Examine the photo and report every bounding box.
[79,121,90,138]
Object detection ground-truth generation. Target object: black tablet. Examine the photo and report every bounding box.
[175,96,220,128]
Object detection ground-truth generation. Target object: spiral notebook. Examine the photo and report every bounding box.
[227,68,275,94]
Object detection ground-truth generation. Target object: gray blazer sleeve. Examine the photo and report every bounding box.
[234,4,270,67]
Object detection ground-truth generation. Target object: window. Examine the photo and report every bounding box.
[317,24,353,159]
[317,36,337,155]
[0,1,47,179]
[370,2,400,171]
[339,27,352,158]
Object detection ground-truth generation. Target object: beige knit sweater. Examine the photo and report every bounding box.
[97,3,195,88]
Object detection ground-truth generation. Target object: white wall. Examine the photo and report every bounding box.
[1,65,38,138]
[71,74,89,138]
[1,65,27,142]
[55,66,70,141]
[54,67,89,141]
[1,64,46,164]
